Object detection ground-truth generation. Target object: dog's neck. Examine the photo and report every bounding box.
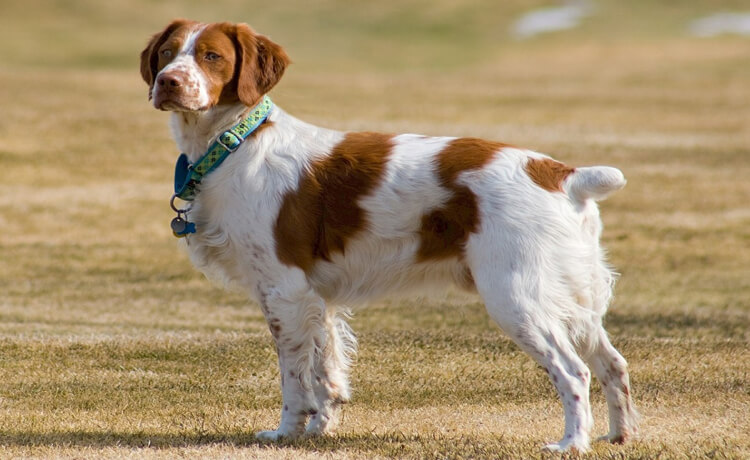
[169,102,250,162]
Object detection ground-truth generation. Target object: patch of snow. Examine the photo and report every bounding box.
[689,12,750,37]
[512,1,592,40]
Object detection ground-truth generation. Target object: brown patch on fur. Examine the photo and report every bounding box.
[192,23,241,106]
[416,138,509,261]
[230,23,290,107]
[140,19,197,91]
[274,132,394,272]
[269,319,281,338]
[524,157,574,193]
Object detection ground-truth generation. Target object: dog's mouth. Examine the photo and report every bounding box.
[154,95,207,113]
[156,99,193,112]
[151,84,207,112]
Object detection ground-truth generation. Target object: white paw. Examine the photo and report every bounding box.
[543,438,589,453]
[305,417,324,436]
[255,430,286,442]
[543,442,565,452]
[306,413,337,436]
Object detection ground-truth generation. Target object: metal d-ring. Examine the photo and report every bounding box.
[170,194,189,214]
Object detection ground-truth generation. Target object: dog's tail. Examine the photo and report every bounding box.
[565,166,626,203]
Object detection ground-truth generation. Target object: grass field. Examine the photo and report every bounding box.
[1,0,749,458]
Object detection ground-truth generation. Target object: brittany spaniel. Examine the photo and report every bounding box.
[140,19,638,451]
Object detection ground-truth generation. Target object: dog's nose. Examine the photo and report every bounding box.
[157,74,182,88]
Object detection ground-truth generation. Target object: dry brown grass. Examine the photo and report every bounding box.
[1,1,749,458]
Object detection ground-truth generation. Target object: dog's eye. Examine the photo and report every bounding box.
[204,52,221,62]
[161,49,172,58]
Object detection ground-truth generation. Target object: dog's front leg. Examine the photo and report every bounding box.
[255,280,327,441]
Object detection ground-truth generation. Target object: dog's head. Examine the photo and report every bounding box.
[140,19,290,112]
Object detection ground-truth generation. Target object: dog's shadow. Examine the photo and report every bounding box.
[0,430,238,449]
[0,429,399,449]
[0,429,537,456]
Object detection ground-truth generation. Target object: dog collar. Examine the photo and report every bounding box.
[173,95,273,201]
[170,96,273,237]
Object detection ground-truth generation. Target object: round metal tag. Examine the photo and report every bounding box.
[171,217,186,234]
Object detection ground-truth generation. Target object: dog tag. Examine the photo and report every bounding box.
[171,216,196,238]
[171,216,187,234]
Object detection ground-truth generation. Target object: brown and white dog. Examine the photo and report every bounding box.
[140,19,638,451]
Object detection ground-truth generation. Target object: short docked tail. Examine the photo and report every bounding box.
[565,166,626,202]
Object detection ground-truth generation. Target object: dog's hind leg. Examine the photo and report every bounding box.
[503,318,594,451]
[306,308,357,435]
[469,246,594,451]
[587,327,639,444]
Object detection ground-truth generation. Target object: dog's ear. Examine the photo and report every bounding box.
[140,19,194,95]
[234,23,291,106]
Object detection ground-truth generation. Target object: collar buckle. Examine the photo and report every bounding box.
[216,130,242,153]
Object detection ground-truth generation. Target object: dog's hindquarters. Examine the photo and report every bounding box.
[564,165,639,444]
[464,155,635,450]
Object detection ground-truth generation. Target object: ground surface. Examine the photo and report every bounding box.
[1,1,748,458]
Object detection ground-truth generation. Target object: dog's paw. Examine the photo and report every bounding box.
[304,418,326,436]
[596,432,629,444]
[305,412,338,436]
[255,430,287,442]
[543,438,590,453]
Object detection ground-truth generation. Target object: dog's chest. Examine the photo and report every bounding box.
[181,156,287,288]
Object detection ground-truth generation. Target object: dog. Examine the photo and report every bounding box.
[140,19,638,451]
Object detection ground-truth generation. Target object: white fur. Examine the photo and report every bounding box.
[157,27,638,452]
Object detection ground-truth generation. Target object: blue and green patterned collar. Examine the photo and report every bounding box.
[170,96,273,237]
